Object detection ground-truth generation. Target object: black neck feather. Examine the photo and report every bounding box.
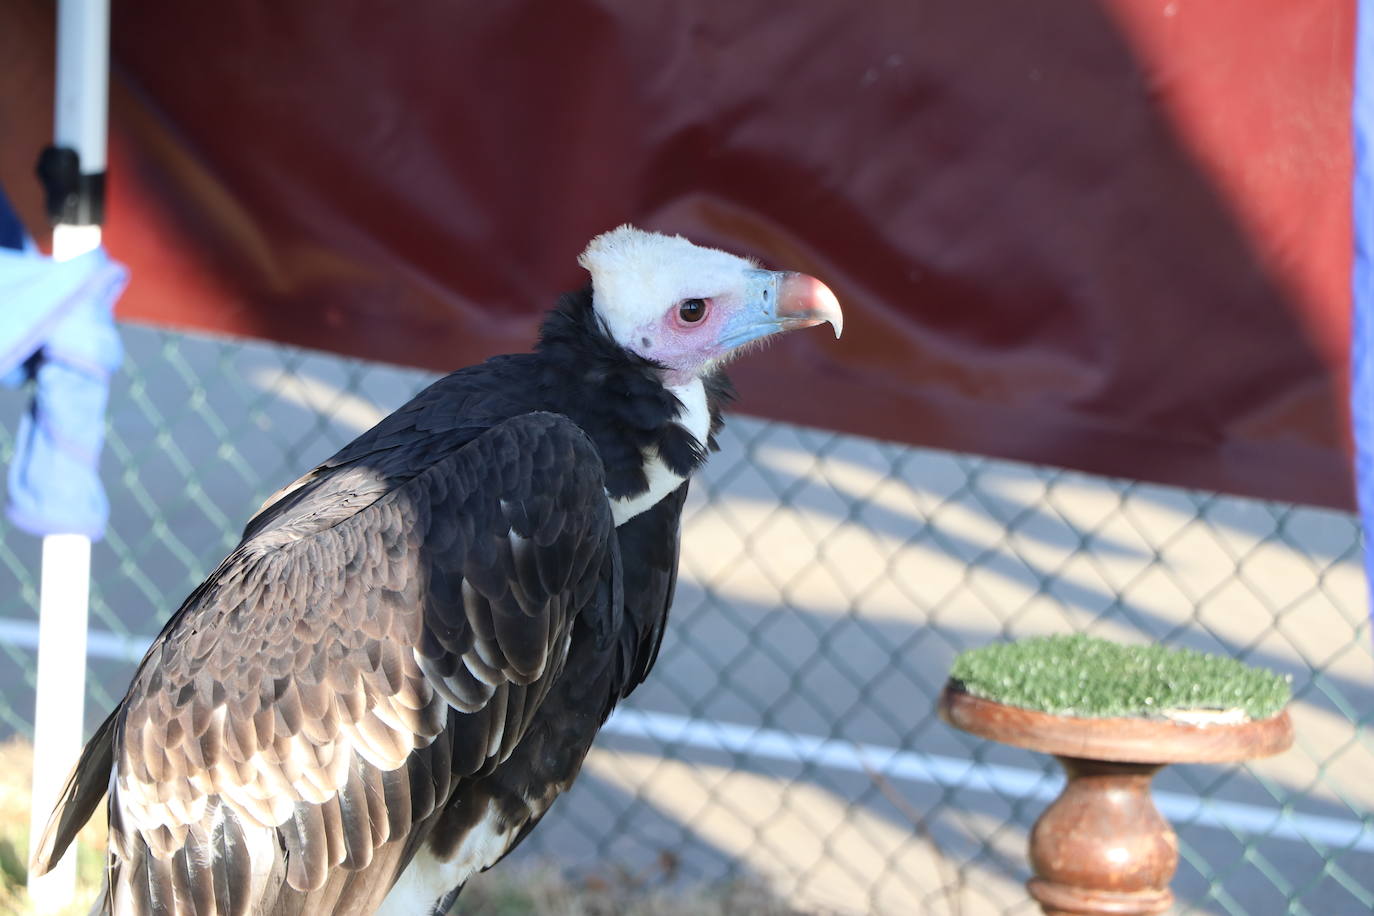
[536,288,733,499]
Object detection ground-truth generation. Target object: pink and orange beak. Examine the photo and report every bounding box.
[776,272,844,337]
[717,269,844,351]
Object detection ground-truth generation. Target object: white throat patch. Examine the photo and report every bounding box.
[608,379,710,526]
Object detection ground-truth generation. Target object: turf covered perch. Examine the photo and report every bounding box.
[949,634,1290,722]
[940,635,1293,916]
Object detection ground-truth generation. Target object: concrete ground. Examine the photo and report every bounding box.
[0,324,1369,914]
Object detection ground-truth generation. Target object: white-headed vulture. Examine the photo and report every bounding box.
[30,226,843,915]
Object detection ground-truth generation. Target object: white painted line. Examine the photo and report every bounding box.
[245,367,389,433]
[0,617,147,663]
[603,710,1374,854]
[2,620,1368,853]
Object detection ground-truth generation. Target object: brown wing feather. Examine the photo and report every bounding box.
[29,708,118,876]
[50,412,612,915]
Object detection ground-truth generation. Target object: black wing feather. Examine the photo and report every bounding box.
[36,412,614,914]
[615,482,690,695]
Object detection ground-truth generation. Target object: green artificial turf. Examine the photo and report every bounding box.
[948,634,1290,721]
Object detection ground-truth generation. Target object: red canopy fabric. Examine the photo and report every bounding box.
[0,0,1355,507]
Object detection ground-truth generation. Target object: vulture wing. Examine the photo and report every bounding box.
[613,481,688,697]
[35,411,615,916]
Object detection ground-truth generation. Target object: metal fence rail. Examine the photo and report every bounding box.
[0,323,1370,914]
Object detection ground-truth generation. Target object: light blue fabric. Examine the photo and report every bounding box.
[0,194,125,540]
[1355,0,1374,619]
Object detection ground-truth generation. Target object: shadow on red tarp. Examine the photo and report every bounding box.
[0,0,1355,508]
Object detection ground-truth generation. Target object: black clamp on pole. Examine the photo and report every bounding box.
[36,146,105,226]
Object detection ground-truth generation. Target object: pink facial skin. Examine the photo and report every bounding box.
[633,295,732,386]
[629,272,842,387]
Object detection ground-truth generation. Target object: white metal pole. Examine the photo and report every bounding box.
[53,0,110,175]
[27,535,92,912]
[27,0,109,911]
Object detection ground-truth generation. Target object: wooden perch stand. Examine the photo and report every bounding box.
[939,684,1293,916]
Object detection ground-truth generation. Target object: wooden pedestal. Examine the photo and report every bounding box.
[939,684,1292,915]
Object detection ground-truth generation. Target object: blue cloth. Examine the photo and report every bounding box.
[0,188,125,540]
[1355,0,1374,619]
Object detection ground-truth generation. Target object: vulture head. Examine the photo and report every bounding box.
[578,226,843,386]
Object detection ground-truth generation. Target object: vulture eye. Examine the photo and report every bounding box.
[678,298,708,323]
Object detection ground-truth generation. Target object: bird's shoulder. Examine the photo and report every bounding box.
[241,355,547,544]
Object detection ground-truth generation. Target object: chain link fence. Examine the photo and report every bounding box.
[0,323,1370,914]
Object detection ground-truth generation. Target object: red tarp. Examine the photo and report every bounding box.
[0,0,1356,508]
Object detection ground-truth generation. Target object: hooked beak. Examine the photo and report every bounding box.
[776,272,844,338]
[718,270,844,351]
